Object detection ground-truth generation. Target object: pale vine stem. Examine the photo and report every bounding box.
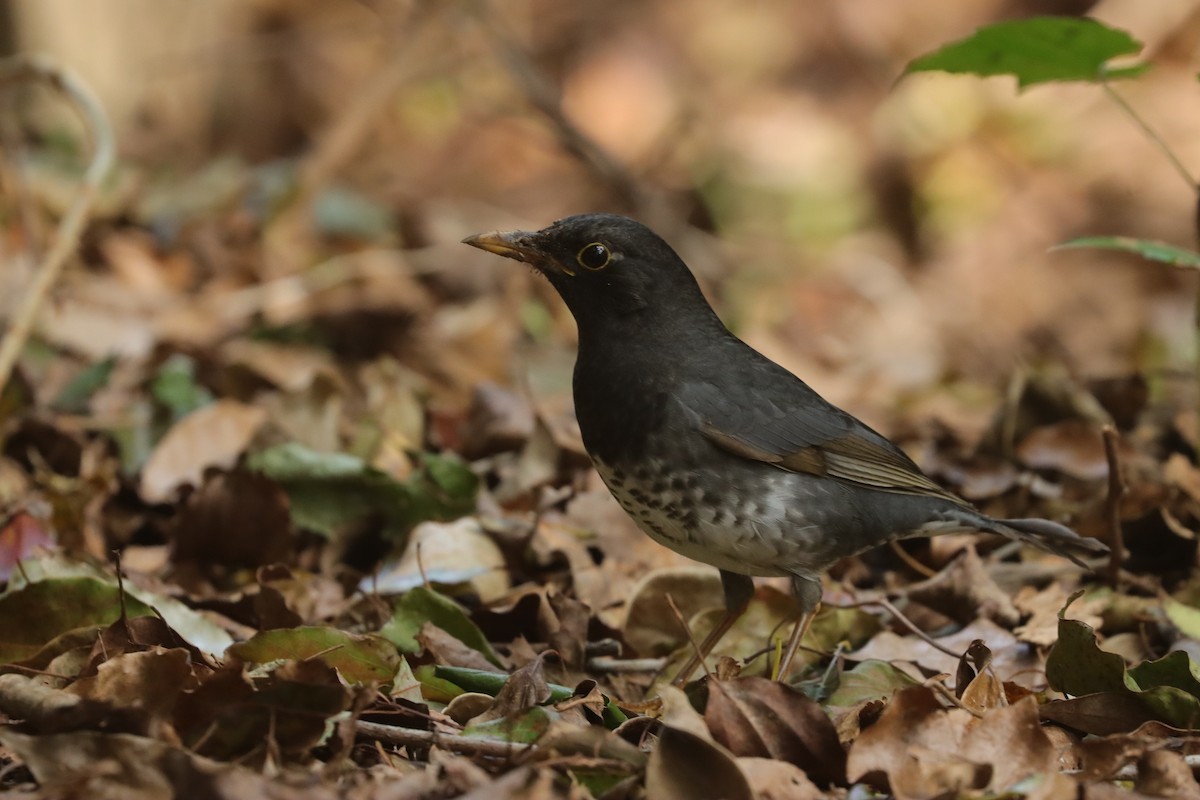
[1099,78,1200,441]
[0,55,115,395]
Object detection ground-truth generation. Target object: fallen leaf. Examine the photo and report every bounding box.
[705,676,847,788]
[140,399,267,503]
[645,725,755,800]
[227,626,400,685]
[362,517,510,602]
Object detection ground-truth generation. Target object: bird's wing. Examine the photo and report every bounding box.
[681,377,962,503]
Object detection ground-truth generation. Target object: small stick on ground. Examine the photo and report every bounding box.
[1100,424,1126,587]
[355,720,532,758]
[0,55,115,395]
[665,593,713,683]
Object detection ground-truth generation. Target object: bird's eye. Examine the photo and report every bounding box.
[576,242,611,271]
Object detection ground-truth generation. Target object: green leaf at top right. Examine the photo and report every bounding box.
[905,17,1150,89]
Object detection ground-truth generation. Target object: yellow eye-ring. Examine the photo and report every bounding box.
[576,242,611,271]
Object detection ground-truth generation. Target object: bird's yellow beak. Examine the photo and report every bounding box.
[463,230,574,276]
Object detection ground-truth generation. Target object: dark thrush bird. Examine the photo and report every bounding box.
[464,213,1108,683]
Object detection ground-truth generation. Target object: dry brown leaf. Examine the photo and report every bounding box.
[622,567,725,657]
[171,469,293,568]
[737,757,830,800]
[474,651,553,723]
[1040,693,1161,739]
[0,729,339,800]
[1016,420,1109,481]
[1134,749,1200,797]
[68,648,192,738]
[655,685,711,742]
[645,725,755,800]
[847,687,1058,799]
[905,546,1020,627]
[705,676,847,789]
[417,623,499,672]
[1014,583,1105,647]
[368,517,510,602]
[140,400,267,503]
[850,618,1040,687]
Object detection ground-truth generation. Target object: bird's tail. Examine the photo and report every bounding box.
[982,516,1110,569]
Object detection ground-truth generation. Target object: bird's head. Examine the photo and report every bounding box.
[463,213,715,335]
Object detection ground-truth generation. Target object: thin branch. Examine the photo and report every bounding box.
[586,656,668,674]
[1101,424,1127,586]
[889,539,937,578]
[355,720,533,758]
[0,54,115,395]
[1101,80,1195,194]
[665,593,713,683]
[464,0,646,211]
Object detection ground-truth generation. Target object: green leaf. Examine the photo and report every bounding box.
[1054,236,1200,269]
[1045,617,1129,697]
[312,185,396,242]
[226,626,401,685]
[1046,617,1200,729]
[434,665,629,728]
[1165,597,1200,640]
[827,659,921,707]
[246,442,477,539]
[435,665,571,703]
[380,585,500,666]
[0,577,155,663]
[151,354,213,421]
[53,356,116,413]
[413,663,465,702]
[463,705,555,744]
[905,17,1149,88]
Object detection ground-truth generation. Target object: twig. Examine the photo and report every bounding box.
[0,55,115,395]
[355,720,533,758]
[875,597,963,658]
[924,676,985,719]
[888,540,937,578]
[665,593,713,683]
[1100,80,1196,194]
[586,656,668,674]
[464,0,646,211]
[1100,424,1126,586]
[824,596,963,659]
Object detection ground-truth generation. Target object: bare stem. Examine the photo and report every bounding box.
[355,720,532,758]
[1100,424,1126,586]
[1100,80,1195,194]
[0,55,115,395]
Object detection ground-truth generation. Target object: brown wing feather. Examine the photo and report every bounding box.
[700,421,961,503]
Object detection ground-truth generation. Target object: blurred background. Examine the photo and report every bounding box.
[4,0,1200,438]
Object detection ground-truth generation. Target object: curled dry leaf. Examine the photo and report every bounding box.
[67,648,193,737]
[623,567,725,657]
[0,730,340,800]
[846,687,1058,799]
[140,400,267,503]
[655,684,712,741]
[705,676,847,788]
[904,546,1020,627]
[472,651,553,723]
[1016,419,1110,481]
[645,725,755,800]
[737,757,829,800]
[1134,749,1200,797]
[363,517,510,603]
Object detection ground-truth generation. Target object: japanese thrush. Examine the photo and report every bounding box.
[464,213,1108,684]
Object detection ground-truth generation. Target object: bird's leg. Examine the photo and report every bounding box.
[775,575,823,681]
[671,570,755,687]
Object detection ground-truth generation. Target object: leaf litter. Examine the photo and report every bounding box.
[4,6,1200,799]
